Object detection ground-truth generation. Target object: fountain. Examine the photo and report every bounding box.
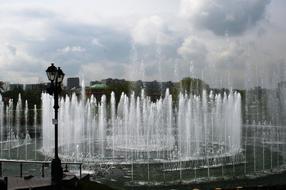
[41,88,242,167]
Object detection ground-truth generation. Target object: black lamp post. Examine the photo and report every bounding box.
[46,63,64,186]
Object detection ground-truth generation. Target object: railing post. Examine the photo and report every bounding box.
[64,164,68,172]
[0,161,2,177]
[4,177,8,190]
[41,164,45,178]
[20,163,23,178]
[79,164,82,179]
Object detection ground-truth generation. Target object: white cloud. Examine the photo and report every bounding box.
[57,46,86,53]
[177,36,207,61]
[0,43,46,83]
[179,0,206,18]
[79,61,126,82]
[131,16,173,46]
[91,38,104,47]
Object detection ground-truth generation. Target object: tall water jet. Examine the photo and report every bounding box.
[15,94,22,158]
[34,104,37,160]
[110,92,116,160]
[0,95,3,157]
[7,99,13,158]
[24,100,32,160]
[41,93,54,157]
[25,100,28,160]
[98,95,106,158]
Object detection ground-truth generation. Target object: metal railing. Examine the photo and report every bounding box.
[0,159,82,178]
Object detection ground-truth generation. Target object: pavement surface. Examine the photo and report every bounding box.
[7,176,50,190]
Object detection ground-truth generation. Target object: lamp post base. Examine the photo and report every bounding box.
[51,157,63,185]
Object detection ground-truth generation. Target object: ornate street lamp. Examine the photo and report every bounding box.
[46,63,64,186]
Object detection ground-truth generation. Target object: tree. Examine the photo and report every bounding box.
[179,77,209,95]
[0,81,4,94]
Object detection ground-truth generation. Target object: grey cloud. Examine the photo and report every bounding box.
[6,44,17,56]
[0,6,56,19]
[25,20,132,76]
[17,9,56,19]
[184,0,271,36]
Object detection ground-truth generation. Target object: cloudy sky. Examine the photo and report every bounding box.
[0,0,285,88]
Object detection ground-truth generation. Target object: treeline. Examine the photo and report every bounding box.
[0,77,241,109]
[87,77,212,104]
[1,87,42,110]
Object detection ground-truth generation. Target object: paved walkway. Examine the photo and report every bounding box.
[8,177,51,190]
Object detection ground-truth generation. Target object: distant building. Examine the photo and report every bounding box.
[67,77,80,89]
[90,81,101,86]
[9,84,24,91]
[102,78,126,86]
[25,83,48,91]
[86,83,110,99]
[278,81,286,125]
